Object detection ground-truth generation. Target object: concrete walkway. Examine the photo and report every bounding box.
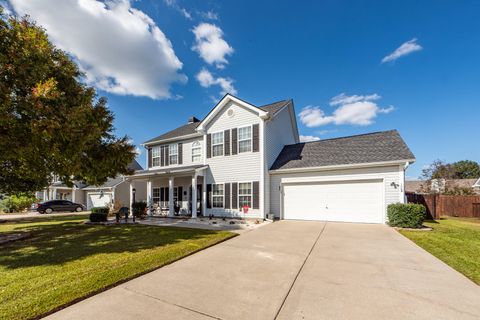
[46,221,480,320]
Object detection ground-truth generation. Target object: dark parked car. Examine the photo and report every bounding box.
[37,200,86,214]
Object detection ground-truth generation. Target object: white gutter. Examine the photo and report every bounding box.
[269,159,416,174]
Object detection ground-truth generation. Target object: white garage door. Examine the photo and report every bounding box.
[87,193,112,210]
[283,179,384,223]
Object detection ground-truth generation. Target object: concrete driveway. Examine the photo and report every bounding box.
[46,221,480,320]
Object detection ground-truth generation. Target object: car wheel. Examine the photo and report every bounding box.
[75,206,83,212]
[45,208,53,214]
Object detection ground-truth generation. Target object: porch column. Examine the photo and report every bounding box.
[52,188,57,200]
[43,189,48,201]
[129,180,134,217]
[72,187,76,203]
[191,174,197,219]
[202,174,207,217]
[168,177,174,216]
[147,179,152,216]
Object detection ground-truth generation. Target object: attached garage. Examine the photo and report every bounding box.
[87,192,112,210]
[282,179,384,223]
[268,130,416,224]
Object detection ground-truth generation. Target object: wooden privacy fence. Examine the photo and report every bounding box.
[406,193,480,219]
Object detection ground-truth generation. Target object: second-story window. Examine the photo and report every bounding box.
[152,146,161,167]
[212,132,224,157]
[169,144,178,165]
[238,126,252,153]
[192,141,202,162]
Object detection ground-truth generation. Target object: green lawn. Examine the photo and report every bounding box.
[0,215,235,320]
[399,217,480,285]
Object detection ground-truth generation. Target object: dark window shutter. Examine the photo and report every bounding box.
[206,184,212,208]
[207,134,212,158]
[231,182,238,209]
[231,128,238,155]
[166,187,169,202]
[165,146,170,166]
[252,124,259,152]
[160,187,165,202]
[160,146,165,167]
[252,181,260,209]
[224,130,230,156]
[178,143,183,164]
[148,148,152,168]
[224,183,231,209]
[177,186,182,202]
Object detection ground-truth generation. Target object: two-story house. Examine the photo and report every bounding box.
[128,94,415,224]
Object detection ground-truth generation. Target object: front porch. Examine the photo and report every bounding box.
[128,165,207,218]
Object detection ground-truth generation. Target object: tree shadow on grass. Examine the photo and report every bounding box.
[0,220,223,269]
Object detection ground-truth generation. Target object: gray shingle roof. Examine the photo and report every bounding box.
[144,122,201,144]
[143,97,290,145]
[82,176,125,190]
[259,100,289,115]
[270,130,415,171]
[127,159,143,171]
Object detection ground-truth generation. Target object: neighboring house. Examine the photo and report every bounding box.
[128,94,415,224]
[406,178,480,195]
[35,160,146,209]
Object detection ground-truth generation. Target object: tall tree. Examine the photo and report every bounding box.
[451,160,480,179]
[420,159,456,180]
[0,8,135,194]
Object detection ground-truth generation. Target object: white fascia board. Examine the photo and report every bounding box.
[269,159,416,175]
[473,178,480,187]
[197,94,268,131]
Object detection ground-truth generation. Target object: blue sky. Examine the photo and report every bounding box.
[7,0,480,179]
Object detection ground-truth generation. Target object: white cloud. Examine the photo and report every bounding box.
[330,93,381,106]
[179,8,192,20]
[299,135,320,142]
[382,38,422,63]
[299,94,394,127]
[198,10,218,20]
[163,0,192,20]
[196,68,237,95]
[9,0,186,99]
[192,23,233,69]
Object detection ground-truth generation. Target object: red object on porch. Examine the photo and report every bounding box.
[242,205,249,214]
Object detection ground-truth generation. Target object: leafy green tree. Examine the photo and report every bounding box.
[420,159,456,180]
[0,8,135,194]
[451,160,480,179]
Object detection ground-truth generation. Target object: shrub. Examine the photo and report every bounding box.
[89,207,109,222]
[132,201,147,219]
[387,203,426,228]
[91,207,109,214]
[0,194,37,213]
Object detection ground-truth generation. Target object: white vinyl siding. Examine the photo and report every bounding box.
[238,126,252,153]
[212,132,224,157]
[148,137,203,170]
[152,146,161,167]
[263,102,297,216]
[269,165,403,222]
[205,101,262,218]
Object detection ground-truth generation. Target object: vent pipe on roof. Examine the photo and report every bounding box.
[188,116,200,124]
